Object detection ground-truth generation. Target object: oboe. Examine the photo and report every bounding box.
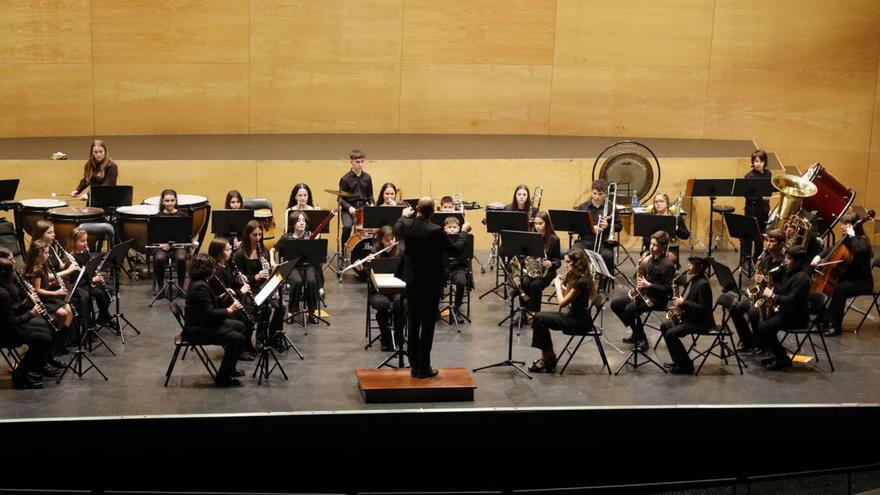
[13,268,59,333]
[212,273,256,327]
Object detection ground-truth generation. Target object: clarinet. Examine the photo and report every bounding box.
[13,268,60,333]
[257,242,271,274]
[229,257,258,309]
[212,273,256,327]
[53,240,77,267]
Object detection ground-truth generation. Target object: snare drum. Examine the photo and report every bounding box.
[19,199,68,237]
[47,206,105,247]
[144,194,209,242]
[801,163,855,233]
[117,204,158,253]
[254,208,276,249]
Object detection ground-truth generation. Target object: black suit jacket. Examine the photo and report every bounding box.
[394,215,465,299]
[184,279,229,333]
[772,269,810,327]
[679,273,715,329]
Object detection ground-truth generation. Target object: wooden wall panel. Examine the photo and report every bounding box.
[93,64,249,135]
[711,0,880,72]
[400,64,552,134]
[554,0,714,67]
[705,68,876,153]
[0,0,91,63]
[251,64,400,134]
[550,66,708,138]
[402,0,556,64]
[91,0,249,64]
[252,0,402,64]
[0,64,94,138]
[873,61,880,154]
[867,153,880,212]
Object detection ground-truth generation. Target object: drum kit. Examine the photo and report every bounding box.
[322,188,376,271]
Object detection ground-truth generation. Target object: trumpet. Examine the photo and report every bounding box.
[594,182,617,252]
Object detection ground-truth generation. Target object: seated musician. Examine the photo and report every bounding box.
[66,228,114,328]
[642,193,690,266]
[234,220,282,343]
[610,231,675,352]
[288,183,318,211]
[518,211,561,316]
[274,212,323,325]
[504,185,531,213]
[225,190,244,209]
[184,254,247,387]
[812,212,874,336]
[339,149,374,251]
[70,139,118,202]
[152,189,189,291]
[742,150,772,267]
[660,255,714,375]
[25,240,75,362]
[754,246,811,370]
[377,182,400,206]
[444,217,470,316]
[731,229,785,354]
[440,196,455,212]
[528,249,597,373]
[33,220,80,287]
[208,237,256,361]
[0,250,55,389]
[574,179,622,281]
[366,226,405,351]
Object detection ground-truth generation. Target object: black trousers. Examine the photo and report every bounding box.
[3,319,52,373]
[341,210,355,254]
[730,299,760,348]
[826,279,873,330]
[522,272,553,312]
[153,247,187,288]
[531,311,590,353]
[754,314,796,363]
[742,206,768,263]
[185,319,246,383]
[406,290,440,374]
[450,268,468,309]
[610,296,652,340]
[369,292,404,345]
[288,266,319,313]
[660,319,704,371]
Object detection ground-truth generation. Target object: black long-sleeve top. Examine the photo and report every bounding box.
[0,284,35,334]
[819,235,873,283]
[74,161,118,195]
[233,248,266,290]
[678,273,715,328]
[772,269,810,327]
[641,254,676,306]
[209,263,243,308]
[184,279,229,332]
[338,170,374,210]
[757,251,785,285]
[575,200,623,248]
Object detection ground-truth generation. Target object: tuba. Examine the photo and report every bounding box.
[770,174,817,250]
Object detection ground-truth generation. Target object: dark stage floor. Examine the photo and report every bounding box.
[1,247,878,422]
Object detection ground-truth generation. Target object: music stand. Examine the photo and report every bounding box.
[147,216,193,306]
[687,178,735,257]
[732,177,774,267]
[473,230,543,379]
[57,254,111,384]
[0,179,23,255]
[301,209,333,235]
[431,212,465,228]
[279,239,330,331]
[479,211,529,301]
[549,209,593,249]
[211,209,254,250]
[363,206,403,229]
[633,214,677,259]
[723,213,762,290]
[252,261,298,384]
[104,239,138,341]
[0,179,19,203]
[89,186,133,210]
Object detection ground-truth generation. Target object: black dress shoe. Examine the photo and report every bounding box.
[48,357,66,369]
[216,378,242,387]
[39,365,62,378]
[667,365,694,375]
[418,367,439,379]
[635,339,649,352]
[12,371,43,390]
[231,369,246,378]
[380,343,393,352]
[735,343,753,353]
[410,367,419,377]
[760,356,776,365]
[238,351,255,361]
[764,358,792,371]
[622,336,636,344]
[308,316,320,325]
[824,327,842,337]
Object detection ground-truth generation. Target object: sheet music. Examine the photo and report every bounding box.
[585,249,612,278]
[254,273,282,306]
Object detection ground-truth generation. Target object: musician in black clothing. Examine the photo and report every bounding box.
[184,254,246,387]
[754,246,811,370]
[518,211,562,315]
[504,185,531,213]
[742,149,772,266]
[443,217,470,316]
[225,190,244,209]
[339,149,374,251]
[208,237,256,360]
[574,179,622,279]
[67,228,113,327]
[0,256,54,389]
[811,213,874,336]
[731,229,786,353]
[152,189,190,291]
[274,212,323,325]
[367,226,405,351]
[70,139,118,202]
[394,197,465,378]
[642,193,690,266]
[660,255,715,375]
[610,231,675,352]
[234,220,283,345]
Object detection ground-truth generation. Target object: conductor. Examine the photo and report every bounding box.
[395,197,465,378]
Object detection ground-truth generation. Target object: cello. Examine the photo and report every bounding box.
[811,209,875,297]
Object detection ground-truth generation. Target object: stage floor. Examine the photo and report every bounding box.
[1,247,878,422]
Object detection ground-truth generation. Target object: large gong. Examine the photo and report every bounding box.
[592,141,660,206]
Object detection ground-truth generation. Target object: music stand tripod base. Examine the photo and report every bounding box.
[614,347,667,375]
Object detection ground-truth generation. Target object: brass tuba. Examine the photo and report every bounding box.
[770,174,817,250]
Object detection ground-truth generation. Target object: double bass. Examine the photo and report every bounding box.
[811,209,875,297]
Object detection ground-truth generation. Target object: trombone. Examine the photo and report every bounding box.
[593,182,618,252]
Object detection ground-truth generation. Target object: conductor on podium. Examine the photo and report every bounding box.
[395,197,465,378]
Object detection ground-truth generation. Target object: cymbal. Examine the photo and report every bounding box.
[324,189,353,198]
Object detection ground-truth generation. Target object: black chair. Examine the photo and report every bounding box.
[164,301,218,386]
[557,295,612,375]
[0,339,22,373]
[687,291,746,375]
[842,258,880,334]
[363,277,406,351]
[782,292,833,372]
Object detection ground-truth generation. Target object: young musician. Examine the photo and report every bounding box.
[274,212,323,325]
[660,256,714,375]
[70,139,118,202]
[184,254,247,387]
[66,228,113,327]
[287,183,317,210]
[528,249,598,373]
[33,220,80,284]
[812,213,874,336]
[444,217,470,316]
[610,231,675,351]
[504,185,531,213]
[376,183,401,206]
[367,225,405,351]
[575,179,622,279]
[642,193,690,266]
[519,211,561,315]
[25,240,75,361]
[225,190,244,209]
[754,246,811,370]
[742,150,772,267]
[208,237,256,360]
[152,189,189,291]
[234,220,282,343]
[339,149,374,251]
[440,196,455,212]
[730,229,785,353]
[0,254,55,388]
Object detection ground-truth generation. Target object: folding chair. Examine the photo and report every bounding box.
[688,291,746,375]
[164,301,218,386]
[842,258,880,334]
[557,294,612,375]
[782,292,833,372]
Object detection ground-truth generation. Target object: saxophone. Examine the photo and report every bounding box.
[747,251,768,307]
[666,282,682,326]
[754,266,780,322]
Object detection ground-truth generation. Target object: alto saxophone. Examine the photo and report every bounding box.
[629,255,649,303]
[666,282,682,326]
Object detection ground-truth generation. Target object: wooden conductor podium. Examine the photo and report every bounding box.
[356,368,476,403]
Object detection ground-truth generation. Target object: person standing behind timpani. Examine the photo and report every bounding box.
[394,197,466,379]
[338,149,374,253]
[742,149,772,270]
[574,179,622,280]
[70,139,118,202]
